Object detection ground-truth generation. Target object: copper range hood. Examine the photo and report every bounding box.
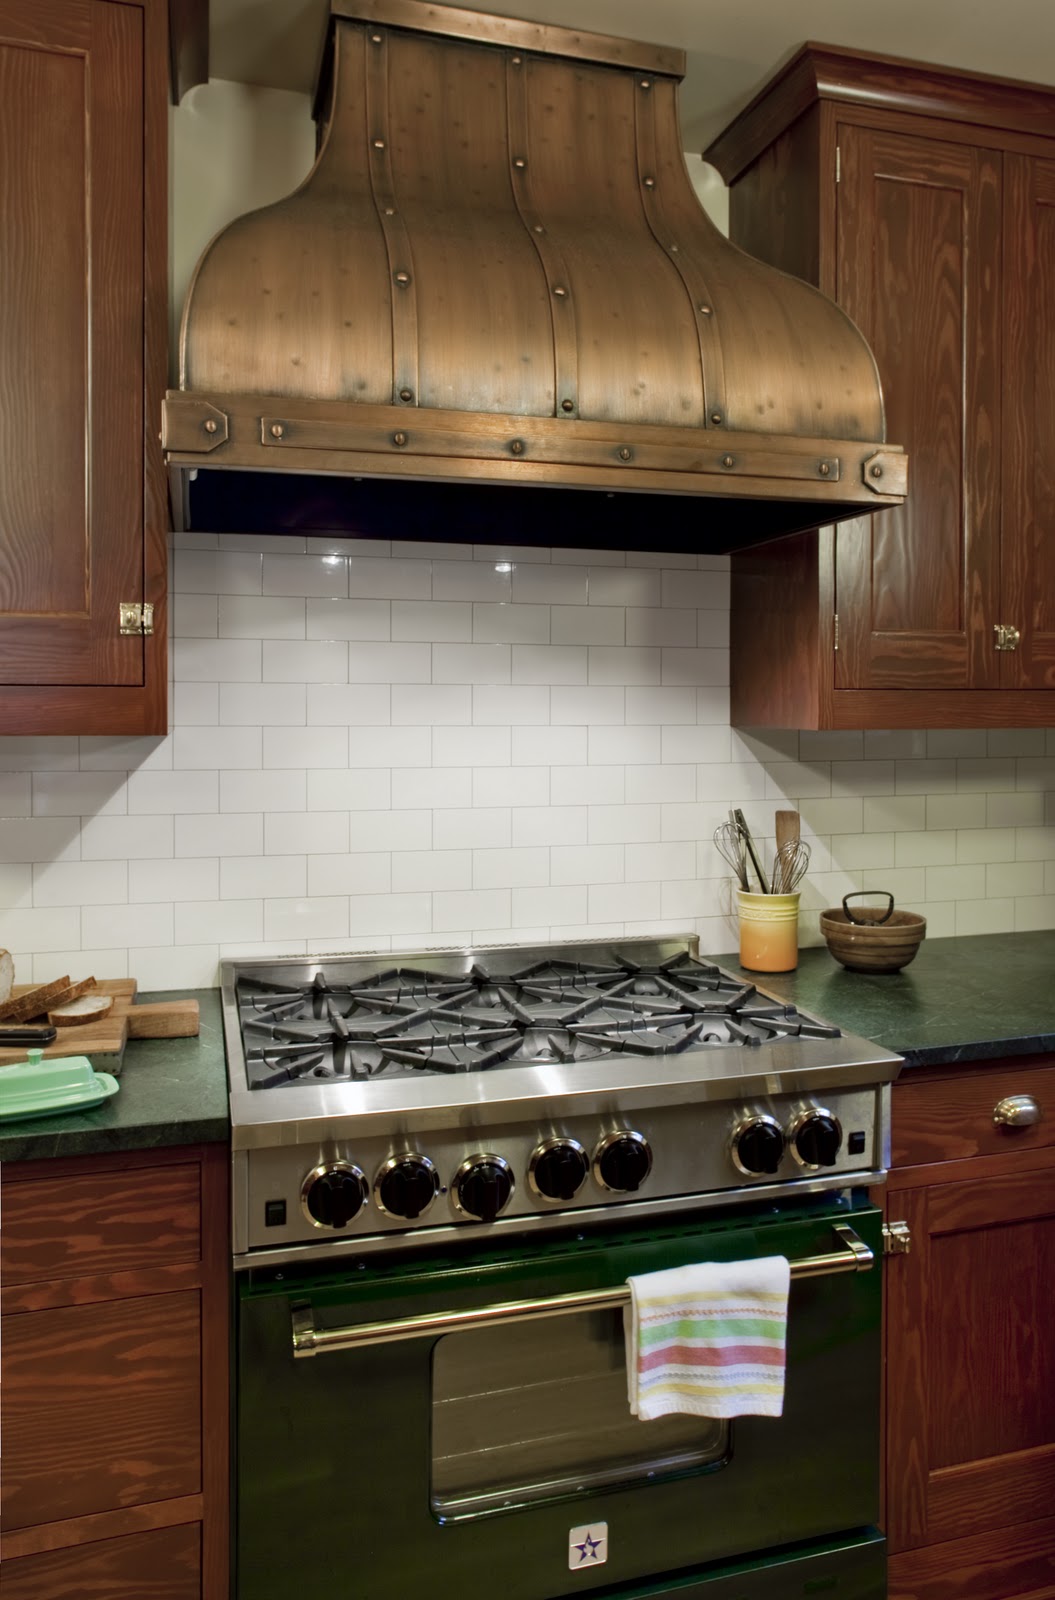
[163,0,907,550]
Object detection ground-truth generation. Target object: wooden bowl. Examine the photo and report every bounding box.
[820,895,926,973]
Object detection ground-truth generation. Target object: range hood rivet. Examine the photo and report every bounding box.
[699,304,712,316]
[533,224,545,234]
[203,419,218,434]
[373,138,386,150]
[394,270,411,287]
[643,176,656,189]
[511,54,522,64]
[871,463,884,478]
[819,461,831,477]
[384,207,396,217]
[561,398,575,412]
[640,79,651,89]
[392,431,408,447]
[553,285,567,297]
[513,157,527,169]
[370,33,382,43]
[270,423,285,439]
[510,439,525,455]
[399,388,413,402]
[711,411,723,425]
[722,454,735,469]
[618,447,632,461]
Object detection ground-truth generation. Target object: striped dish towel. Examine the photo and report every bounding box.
[624,1256,791,1420]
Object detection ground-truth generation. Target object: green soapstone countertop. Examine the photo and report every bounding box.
[714,930,1055,1069]
[0,988,228,1165]
[2,930,1052,1163]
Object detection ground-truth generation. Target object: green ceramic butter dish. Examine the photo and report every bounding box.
[0,1049,119,1121]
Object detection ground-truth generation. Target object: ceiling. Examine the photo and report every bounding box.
[209,0,1055,151]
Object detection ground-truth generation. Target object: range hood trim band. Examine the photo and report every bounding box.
[163,391,907,504]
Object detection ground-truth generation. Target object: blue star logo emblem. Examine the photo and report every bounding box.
[574,1531,603,1563]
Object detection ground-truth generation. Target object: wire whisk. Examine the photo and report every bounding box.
[771,837,811,894]
[713,820,751,891]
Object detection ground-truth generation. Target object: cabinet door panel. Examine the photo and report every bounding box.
[1,1291,201,1530]
[834,126,1001,690]
[0,1524,200,1600]
[885,1155,1055,1553]
[1002,154,1055,687]
[0,0,145,687]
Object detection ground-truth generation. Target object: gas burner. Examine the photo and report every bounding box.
[236,953,839,1089]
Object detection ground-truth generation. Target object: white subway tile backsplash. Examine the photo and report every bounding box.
[473,768,550,808]
[626,608,695,647]
[550,766,624,806]
[395,601,472,642]
[309,853,390,897]
[176,899,262,944]
[31,772,125,818]
[348,556,431,599]
[432,643,511,684]
[392,850,472,893]
[223,770,306,813]
[265,641,349,683]
[551,606,623,646]
[263,554,347,598]
[306,599,391,641]
[550,844,624,885]
[472,603,549,645]
[176,813,263,858]
[3,539,1050,985]
[32,947,128,982]
[175,639,262,682]
[264,897,349,943]
[33,860,125,907]
[473,686,550,725]
[83,902,174,949]
[219,596,306,639]
[220,856,304,899]
[0,865,33,908]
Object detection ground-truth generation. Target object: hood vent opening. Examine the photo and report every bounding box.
[164,0,906,551]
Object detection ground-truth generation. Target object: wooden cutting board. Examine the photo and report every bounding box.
[0,981,197,1069]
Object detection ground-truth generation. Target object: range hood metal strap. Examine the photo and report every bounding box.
[364,25,420,407]
[290,1220,873,1358]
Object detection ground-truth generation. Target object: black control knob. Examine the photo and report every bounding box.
[375,1154,440,1220]
[302,1163,368,1229]
[594,1132,652,1194]
[454,1155,514,1222]
[529,1139,589,1202]
[732,1117,785,1176]
[792,1111,842,1169]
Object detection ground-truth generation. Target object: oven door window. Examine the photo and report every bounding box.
[431,1307,729,1520]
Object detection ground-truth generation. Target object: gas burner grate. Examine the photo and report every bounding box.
[237,955,840,1088]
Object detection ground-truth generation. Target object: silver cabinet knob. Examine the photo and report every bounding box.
[993,1094,1041,1129]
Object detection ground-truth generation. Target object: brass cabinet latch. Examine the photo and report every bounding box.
[882,1220,911,1256]
[833,613,840,652]
[119,603,154,637]
[993,623,1021,651]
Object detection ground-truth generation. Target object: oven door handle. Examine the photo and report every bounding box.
[290,1221,873,1358]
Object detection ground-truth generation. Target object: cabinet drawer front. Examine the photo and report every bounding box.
[1,1292,201,1530]
[0,1523,200,1600]
[892,1060,1055,1166]
[1,1163,201,1285]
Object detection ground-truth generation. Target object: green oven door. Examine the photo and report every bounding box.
[236,1198,882,1600]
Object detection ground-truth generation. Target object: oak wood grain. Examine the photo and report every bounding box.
[891,1061,1055,1167]
[1,1291,201,1531]
[2,1494,204,1560]
[0,1524,200,1600]
[888,1514,1055,1600]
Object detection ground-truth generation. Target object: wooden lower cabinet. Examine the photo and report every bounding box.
[883,1058,1055,1600]
[0,1145,228,1600]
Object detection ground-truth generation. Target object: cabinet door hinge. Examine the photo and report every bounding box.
[835,144,841,184]
[119,602,154,637]
[993,623,1021,652]
[882,1220,911,1256]
[833,613,840,652]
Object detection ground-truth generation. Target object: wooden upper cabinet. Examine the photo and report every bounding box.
[707,47,1055,728]
[0,0,167,734]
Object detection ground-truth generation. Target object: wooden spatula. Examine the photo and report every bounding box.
[775,810,801,854]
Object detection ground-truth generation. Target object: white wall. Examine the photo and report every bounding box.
[0,81,1048,992]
